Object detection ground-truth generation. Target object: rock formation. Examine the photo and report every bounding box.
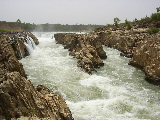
[129,35,160,85]
[95,21,160,85]
[0,33,73,120]
[0,32,39,60]
[54,20,160,85]
[54,33,107,74]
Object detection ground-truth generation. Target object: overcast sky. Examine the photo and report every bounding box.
[0,0,159,25]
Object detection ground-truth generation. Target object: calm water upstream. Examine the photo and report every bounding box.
[20,32,160,120]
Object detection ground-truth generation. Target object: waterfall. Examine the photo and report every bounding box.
[24,42,34,55]
[27,35,36,49]
[24,36,36,55]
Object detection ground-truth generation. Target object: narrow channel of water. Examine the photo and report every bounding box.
[20,32,160,120]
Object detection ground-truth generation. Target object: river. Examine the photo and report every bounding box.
[20,32,160,120]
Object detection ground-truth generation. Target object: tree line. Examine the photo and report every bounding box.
[0,20,103,32]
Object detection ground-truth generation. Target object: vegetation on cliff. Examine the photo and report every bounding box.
[95,8,160,32]
[93,8,160,85]
[54,8,160,85]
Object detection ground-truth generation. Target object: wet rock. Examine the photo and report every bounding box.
[129,36,160,85]
[0,33,74,120]
[96,20,160,85]
[0,72,73,120]
[54,33,107,74]
[0,32,38,60]
[0,36,26,77]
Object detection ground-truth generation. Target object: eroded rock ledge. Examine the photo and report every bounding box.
[97,27,160,85]
[0,33,73,120]
[54,33,107,74]
[54,21,160,85]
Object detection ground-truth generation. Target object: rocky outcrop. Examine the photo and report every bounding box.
[54,33,107,74]
[96,21,160,85]
[98,28,150,57]
[54,20,160,85]
[0,32,39,60]
[0,35,26,78]
[0,34,73,120]
[129,35,160,85]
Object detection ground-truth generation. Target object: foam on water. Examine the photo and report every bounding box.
[20,32,160,120]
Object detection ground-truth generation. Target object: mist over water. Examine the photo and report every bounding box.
[20,32,160,120]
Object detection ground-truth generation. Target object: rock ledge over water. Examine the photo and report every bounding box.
[54,20,160,85]
[54,33,107,74]
[0,32,73,120]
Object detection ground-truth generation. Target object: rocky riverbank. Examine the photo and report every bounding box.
[96,20,160,85]
[54,33,107,74]
[54,20,160,85]
[0,32,73,120]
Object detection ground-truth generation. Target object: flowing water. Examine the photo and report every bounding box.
[20,32,160,120]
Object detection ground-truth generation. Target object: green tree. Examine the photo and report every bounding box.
[125,19,132,30]
[156,7,160,13]
[151,13,160,21]
[114,17,121,27]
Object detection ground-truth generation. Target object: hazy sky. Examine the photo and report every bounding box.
[0,0,160,25]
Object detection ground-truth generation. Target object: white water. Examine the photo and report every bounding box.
[24,36,36,55]
[20,32,160,120]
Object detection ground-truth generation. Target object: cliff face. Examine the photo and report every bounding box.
[54,33,107,74]
[0,33,73,120]
[129,35,160,85]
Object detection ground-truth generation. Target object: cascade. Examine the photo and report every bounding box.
[27,35,36,49]
[24,36,36,55]
[20,32,160,120]
[24,42,33,55]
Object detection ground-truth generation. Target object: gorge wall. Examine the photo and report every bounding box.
[0,32,73,120]
[54,20,160,85]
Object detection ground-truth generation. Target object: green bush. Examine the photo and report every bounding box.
[107,31,112,34]
[148,27,159,34]
[151,13,160,21]
[114,17,121,27]
[124,20,132,30]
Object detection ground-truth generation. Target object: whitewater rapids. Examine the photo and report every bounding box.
[20,32,160,120]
